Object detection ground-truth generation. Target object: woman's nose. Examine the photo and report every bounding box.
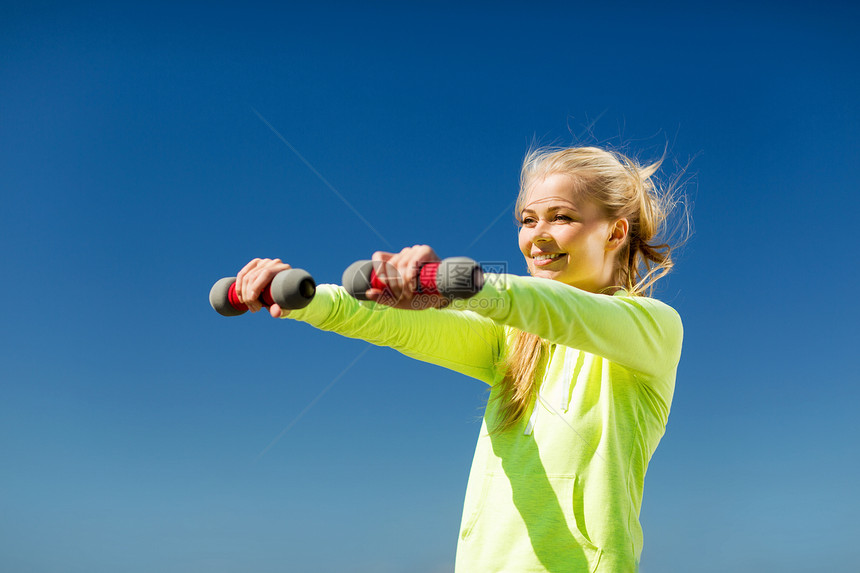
[532,220,553,241]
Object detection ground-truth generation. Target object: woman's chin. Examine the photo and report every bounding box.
[530,268,581,288]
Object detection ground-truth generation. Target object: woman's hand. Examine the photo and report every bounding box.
[235,258,293,318]
[365,245,447,310]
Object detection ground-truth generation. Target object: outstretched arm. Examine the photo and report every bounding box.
[233,257,504,384]
[287,284,505,385]
[449,273,683,380]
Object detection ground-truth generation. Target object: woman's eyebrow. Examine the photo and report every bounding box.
[521,203,579,214]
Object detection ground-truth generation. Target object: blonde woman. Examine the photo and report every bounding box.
[236,146,684,572]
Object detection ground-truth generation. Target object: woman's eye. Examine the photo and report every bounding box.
[554,214,572,222]
[522,217,537,225]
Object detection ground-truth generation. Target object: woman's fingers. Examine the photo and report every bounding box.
[236,258,292,313]
[235,258,261,304]
[250,259,290,297]
[366,245,442,309]
[371,251,403,304]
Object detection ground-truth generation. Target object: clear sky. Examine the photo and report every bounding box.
[2,2,858,572]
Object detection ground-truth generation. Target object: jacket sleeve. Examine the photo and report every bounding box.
[283,284,505,385]
[449,274,683,381]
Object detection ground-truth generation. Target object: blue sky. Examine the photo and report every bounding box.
[2,2,858,572]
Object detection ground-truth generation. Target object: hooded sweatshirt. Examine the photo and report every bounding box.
[285,273,683,572]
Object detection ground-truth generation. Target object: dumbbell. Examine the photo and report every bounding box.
[342,256,484,301]
[209,268,316,316]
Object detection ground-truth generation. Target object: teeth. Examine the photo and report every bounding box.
[533,253,562,261]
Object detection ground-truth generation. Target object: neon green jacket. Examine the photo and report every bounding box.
[286,273,683,572]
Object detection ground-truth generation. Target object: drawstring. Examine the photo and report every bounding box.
[524,346,577,435]
[524,344,557,436]
[560,347,572,413]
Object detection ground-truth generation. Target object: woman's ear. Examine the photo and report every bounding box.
[606,218,629,251]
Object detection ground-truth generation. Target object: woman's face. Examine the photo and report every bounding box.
[518,173,622,292]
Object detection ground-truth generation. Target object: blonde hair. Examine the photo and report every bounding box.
[493,146,685,432]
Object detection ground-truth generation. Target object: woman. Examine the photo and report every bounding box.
[236,146,684,572]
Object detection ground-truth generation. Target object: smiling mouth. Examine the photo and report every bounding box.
[532,253,565,266]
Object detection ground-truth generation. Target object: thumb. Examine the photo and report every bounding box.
[269,303,288,318]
